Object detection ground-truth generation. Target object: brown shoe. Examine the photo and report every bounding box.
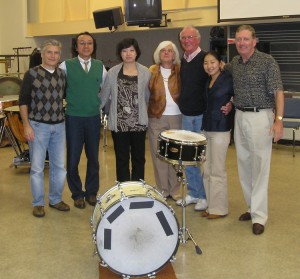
[74,198,85,209]
[207,214,227,220]
[85,195,97,206]
[253,223,264,235]
[33,206,45,217]
[49,201,70,211]
[239,212,251,221]
[201,211,209,217]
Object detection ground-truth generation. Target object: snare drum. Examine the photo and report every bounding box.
[91,181,179,278]
[157,129,206,165]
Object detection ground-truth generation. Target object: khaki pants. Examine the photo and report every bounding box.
[203,131,230,215]
[234,109,274,225]
[148,115,182,197]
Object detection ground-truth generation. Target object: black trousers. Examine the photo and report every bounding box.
[111,130,146,182]
[66,115,100,200]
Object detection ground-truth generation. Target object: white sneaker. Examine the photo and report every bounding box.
[176,194,199,206]
[194,199,208,211]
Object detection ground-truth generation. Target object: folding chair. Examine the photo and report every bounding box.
[283,98,300,157]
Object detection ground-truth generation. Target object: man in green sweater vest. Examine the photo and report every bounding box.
[60,32,107,209]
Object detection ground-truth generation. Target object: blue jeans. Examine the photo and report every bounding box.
[182,115,206,199]
[28,121,66,206]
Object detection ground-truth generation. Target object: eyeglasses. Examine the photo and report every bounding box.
[160,49,174,53]
[78,41,93,46]
[180,35,198,41]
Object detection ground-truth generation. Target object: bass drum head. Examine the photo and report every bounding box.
[0,76,22,96]
[94,183,179,277]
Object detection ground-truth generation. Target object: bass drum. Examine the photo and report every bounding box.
[91,181,179,278]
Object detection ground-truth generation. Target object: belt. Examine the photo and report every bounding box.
[236,106,267,112]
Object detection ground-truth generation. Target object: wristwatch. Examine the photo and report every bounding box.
[276,115,283,121]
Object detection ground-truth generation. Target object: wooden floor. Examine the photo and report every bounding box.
[99,263,176,279]
[0,131,300,279]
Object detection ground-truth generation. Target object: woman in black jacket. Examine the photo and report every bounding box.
[202,51,234,219]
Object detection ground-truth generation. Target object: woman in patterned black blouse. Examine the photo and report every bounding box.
[100,38,151,182]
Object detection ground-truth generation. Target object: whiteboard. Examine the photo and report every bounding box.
[218,0,300,22]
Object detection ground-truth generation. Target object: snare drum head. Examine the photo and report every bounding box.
[3,105,19,112]
[160,129,206,144]
[92,182,179,277]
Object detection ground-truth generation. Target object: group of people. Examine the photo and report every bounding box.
[19,32,107,217]
[19,24,284,236]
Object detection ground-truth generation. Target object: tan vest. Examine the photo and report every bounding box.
[148,64,181,118]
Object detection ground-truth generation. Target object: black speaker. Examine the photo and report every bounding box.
[93,7,124,30]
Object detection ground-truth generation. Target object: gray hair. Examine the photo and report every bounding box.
[40,39,62,54]
[153,41,181,65]
[179,25,201,40]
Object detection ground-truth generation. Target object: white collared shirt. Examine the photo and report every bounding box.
[183,47,201,62]
[59,56,107,86]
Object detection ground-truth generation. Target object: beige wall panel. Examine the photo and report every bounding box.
[39,0,64,23]
[65,0,89,21]
[167,8,218,28]
[90,0,123,12]
[163,0,217,10]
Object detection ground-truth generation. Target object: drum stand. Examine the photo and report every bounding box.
[175,161,202,255]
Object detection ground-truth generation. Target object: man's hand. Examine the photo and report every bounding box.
[24,124,35,142]
[271,120,283,143]
[221,101,233,115]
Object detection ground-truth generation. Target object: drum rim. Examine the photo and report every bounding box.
[0,76,22,84]
[159,129,207,145]
[3,105,20,112]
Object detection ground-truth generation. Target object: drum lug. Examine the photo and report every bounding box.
[90,217,94,228]
[92,232,97,244]
[100,260,107,267]
[169,206,176,215]
[139,179,146,186]
[146,190,154,200]
[93,249,98,257]
[200,148,206,162]
[194,146,198,161]
[100,208,105,218]
[170,255,176,263]
[120,190,128,201]
[165,142,169,158]
[147,272,156,278]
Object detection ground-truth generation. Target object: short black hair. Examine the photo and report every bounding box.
[116,38,141,61]
[72,31,97,58]
[204,50,222,62]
